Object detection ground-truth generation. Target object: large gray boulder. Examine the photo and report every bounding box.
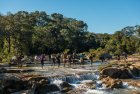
[100,67,139,79]
[0,74,28,94]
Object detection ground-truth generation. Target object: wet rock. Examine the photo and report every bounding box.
[124,79,140,88]
[35,84,60,94]
[28,76,50,89]
[101,67,122,78]
[3,80,28,93]
[129,66,140,77]
[0,74,28,93]
[99,75,107,80]
[102,77,123,88]
[60,81,73,93]
[81,80,95,84]
[120,68,133,78]
[100,67,140,79]
[81,80,96,89]
[0,68,7,73]
[0,74,52,94]
[39,79,50,85]
[67,88,86,94]
[28,76,50,83]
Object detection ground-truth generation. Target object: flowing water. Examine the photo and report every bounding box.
[50,72,140,94]
[46,62,140,94]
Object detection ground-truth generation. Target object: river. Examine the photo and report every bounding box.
[1,62,140,94]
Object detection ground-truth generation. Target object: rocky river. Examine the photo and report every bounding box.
[0,62,140,94]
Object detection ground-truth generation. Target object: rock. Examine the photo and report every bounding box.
[90,84,96,89]
[0,74,28,93]
[130,66,140,77]
[67,88,86,94]
[80,80,96,89]
[60,81,73,93]
[100,66,140,79]
[119,68,133,79]
[78,80,96,89]
[35,84,60,94]
[0,68,7,73]
[28,76,50,84]
[60,81,72,88]
[125,80,140,88]
[81,80,95,84]
[39,79,50,85]
[102,77,123,88]
[27,76,50,89]
[101,67,122,78]
[0,74,53,94]
[99,75,107,80]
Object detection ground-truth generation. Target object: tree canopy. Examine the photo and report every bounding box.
[0,11,140,61]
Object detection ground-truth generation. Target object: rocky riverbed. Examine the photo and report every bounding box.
[0,62,140,94]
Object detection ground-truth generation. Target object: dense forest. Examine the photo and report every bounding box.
[0,11,140,62]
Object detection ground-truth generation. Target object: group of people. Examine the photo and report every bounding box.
[34,53,61,69]
[34,53,90,69]
[10,51,128,69]
[10,53,94,69]
[39,53,77,68]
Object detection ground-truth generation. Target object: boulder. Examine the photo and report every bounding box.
[78,80,96,89]
[129,66,140,77]
[100,67,140,79]
[0,74,28,93]
[28,76,50,84]
[102,77,123,88]
[0,68,7,73]
[80,80,95,85]
[60,81,73,93]
[80,80,96,89]
[27,76,50,88]
[119,68,133,79]
[35,84,60,94]
[100,67,122,78]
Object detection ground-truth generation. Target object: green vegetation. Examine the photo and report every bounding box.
[0,11,140,62]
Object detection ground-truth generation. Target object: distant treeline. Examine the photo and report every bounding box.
[0,11,140,60]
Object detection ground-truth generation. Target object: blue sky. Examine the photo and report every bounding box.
[0,0,140,34]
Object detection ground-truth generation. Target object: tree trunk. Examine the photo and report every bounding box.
[8,35,11,53]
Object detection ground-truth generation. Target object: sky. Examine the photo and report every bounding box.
[0,0,140,34]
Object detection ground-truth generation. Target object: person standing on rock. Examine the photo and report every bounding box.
[67,54,72,67]
[17,54,23,68]
[122,52,127,59]
[55,53,61,67]
[51,54,56,66]
[72,52,76,65]
[40,54,45,69]
[34,55,38,64]
[79,55,84,65]
[62,53,67,67]
[11,56,17,65]
[89,54,93,66]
